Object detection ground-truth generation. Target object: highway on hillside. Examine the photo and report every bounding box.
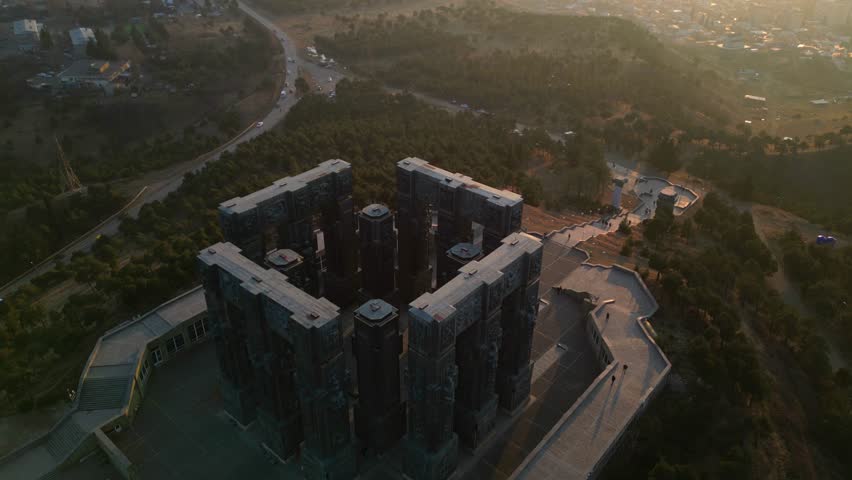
[0,1,346,299]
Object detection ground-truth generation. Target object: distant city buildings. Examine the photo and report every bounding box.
[58,59,130,87]
[12,19,42,52]
[68,26,95,57]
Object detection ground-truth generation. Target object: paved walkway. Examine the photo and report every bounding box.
[548,214,628,249]
[511,262,669,480]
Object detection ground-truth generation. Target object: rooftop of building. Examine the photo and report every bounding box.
[13,19,39,35]
[68,27,95,46]
[198,242,340,329]
[398,157,523,209]
[219,159,350,216]
[59,59,130,80]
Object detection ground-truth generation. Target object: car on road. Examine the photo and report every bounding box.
[816,235,837,246]
[328,76,333,83]
[280,90,287,97]
[256,121,264,128]
[287,57,295,63]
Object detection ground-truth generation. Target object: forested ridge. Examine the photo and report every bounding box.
[604,193,852,479]
[691,143,852,234]
[316,1,734,133]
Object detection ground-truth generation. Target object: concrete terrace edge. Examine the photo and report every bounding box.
[507,241,671,480]
[634,175,700,216]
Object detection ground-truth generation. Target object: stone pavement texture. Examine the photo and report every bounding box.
[510,257,670,480]
[111,342,301,480]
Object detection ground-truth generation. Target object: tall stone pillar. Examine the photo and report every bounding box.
[321,193,357,306]
[438,243,482,288]
[404,309,459,480]
[353,300,405,453]
[358,204,396,300]
[256,334,303,460]
[454,308,501,449]
[199,260,257,425]
[397,167,432,303]
[292,317,356,480]
[496,249,542,413]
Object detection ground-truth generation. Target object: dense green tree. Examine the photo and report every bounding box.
[39,29,53,50]
[647,138,681,173]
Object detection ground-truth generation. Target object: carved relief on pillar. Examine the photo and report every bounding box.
[528,249,543,281]
[237,209,259,236]
[453,293,482,336]
[335,168,353,196]
[441,362,458,437]
[314,177,333,206]
[319,321,342,361]
[293,187,310,217]
[482,203,501,232]
[408,312,430,355]
[219,213,239,238]
[262,298,290,338]
[524,284,540,335]
[396,168,412,195]
[485,281,499,314]
[221,272,241,307]
[485,314,502,397]
[440,320,455,352]
[509,203,523,231]
[260,198,287,226]
[438,185,455,212]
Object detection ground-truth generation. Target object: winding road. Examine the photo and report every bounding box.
[0,1,346,299]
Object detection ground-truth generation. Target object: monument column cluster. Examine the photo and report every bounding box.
[202,157,540,480]
[199,243,356,480]
[403,233,543,480]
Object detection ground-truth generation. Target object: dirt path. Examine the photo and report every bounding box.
[750,204,849,371]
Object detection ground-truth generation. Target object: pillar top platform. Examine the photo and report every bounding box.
[361,203,390,218]
[448,242,482,261]
[355,299,397,323]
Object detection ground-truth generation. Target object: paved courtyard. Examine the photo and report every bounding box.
[112,342,301,480]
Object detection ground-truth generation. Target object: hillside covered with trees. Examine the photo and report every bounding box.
[603,193,851,479]
[316,1,737,133]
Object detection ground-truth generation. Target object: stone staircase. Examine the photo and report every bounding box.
[44,418,86,461]
[77,377,129,411]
